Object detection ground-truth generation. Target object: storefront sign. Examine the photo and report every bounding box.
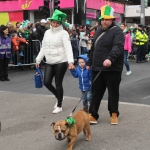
[87,0,124,14]
[115,16,120,22]
[0,0,43,12]
[60,0,74,8]
[86,11,97,19]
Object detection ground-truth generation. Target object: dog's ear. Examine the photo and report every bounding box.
[51,122,56,127]
[65,122,70,128]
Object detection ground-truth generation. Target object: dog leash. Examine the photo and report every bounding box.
[67,69,102,118]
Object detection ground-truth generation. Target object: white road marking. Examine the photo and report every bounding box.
[1,90,150,108]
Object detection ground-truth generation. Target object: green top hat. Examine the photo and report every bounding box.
[48,9,67,23]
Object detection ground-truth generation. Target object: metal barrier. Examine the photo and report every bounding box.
[8,38,84,67]
[9,40,41,67]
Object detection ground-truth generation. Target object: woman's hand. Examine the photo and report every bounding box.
[68,63,75,70]
[36,62,40,68]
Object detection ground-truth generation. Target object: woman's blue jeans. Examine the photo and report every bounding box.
[124,50,130,71]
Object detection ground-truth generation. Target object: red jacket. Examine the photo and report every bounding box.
[12,37,27,51]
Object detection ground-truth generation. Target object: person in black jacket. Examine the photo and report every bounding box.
[86,4,124,125]
[36,19,47,43]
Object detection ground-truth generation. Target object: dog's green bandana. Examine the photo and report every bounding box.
[65,117,76,128]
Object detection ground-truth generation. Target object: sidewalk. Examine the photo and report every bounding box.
[0,91,150,150]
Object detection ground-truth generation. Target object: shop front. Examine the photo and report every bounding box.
[0,0,124,26]
[0,0,43,25]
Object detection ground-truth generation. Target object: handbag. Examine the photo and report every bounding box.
[34,67,43,88]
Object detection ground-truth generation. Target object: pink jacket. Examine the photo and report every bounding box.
[124,33,132,53]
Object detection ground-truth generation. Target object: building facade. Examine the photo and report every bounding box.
[0,0,124,26]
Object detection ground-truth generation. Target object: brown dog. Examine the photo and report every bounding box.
[51,110,91,150]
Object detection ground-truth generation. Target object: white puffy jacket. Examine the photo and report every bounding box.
[36,25,74,64]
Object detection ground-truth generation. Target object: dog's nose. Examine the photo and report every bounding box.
[58,133,62,138]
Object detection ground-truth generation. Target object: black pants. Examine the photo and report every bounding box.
[142,44,147,61]
[89,71,122,120]
[44,62,68,107]
[0,56,9,80]
[136,45,144,62]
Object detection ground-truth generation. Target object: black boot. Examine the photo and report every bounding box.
[0,78,5,81]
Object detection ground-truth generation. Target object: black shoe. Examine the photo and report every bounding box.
[136,61,141,63]
[5,78,10,81]
[141,60,145,63]
[0,78,5,81]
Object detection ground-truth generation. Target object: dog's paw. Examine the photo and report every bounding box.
[86,137,91,141]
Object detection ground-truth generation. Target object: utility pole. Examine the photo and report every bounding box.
[50,0,54,17]
[140,0,145,25]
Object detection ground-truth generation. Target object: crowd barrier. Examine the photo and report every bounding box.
[9,40,41,67]
[8,38,83,67]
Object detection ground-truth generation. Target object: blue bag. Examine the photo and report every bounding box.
[34,68,43,88]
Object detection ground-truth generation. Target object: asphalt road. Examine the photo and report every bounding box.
[1,60,150,150]
[1,60,150,105]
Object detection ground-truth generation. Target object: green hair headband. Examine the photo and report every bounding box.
[65,117,76,128]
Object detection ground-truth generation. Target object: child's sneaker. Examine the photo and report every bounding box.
[20,52,24,56]
[17,62,22,66]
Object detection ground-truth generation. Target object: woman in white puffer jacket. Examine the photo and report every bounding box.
[36,10,75,114]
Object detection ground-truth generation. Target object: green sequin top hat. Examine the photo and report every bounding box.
[48,9,67,23]
[99,2,115,20]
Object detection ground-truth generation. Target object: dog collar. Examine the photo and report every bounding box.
[65,117,76,128]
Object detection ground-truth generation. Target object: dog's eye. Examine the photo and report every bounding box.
[55,130,59,132]
[61,130,66,133]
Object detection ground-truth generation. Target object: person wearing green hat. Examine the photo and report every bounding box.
[36,9,75,114]
[86,4,124,125]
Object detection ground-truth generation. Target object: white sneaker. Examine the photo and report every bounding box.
[54,102,58,109]
[53,107,62,114]
[126,71,132,76]
[54,97,64,109]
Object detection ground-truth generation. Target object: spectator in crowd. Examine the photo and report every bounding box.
[0,26,12,81]
[16,22,21,31]
[79,27,88,55]
[86,24,91,35]
[86,33,92,57]
[135,24,148,63]
[120,23,132,75]
[36,9,75,114]
[86,4,124,125]
[27,20,31,30]
[46,18,51,29]
[7,22,12,27]
[8,25,16,37]
[18,20,32,41]
[36,19,47,42]
[70,55,92,113]
[11,33,29,65]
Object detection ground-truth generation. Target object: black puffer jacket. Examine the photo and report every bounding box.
[87,22,124,72]
[36,25,47,42]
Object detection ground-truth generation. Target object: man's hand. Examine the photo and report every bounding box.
[68,63,75,70]
[103,59,112,67]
